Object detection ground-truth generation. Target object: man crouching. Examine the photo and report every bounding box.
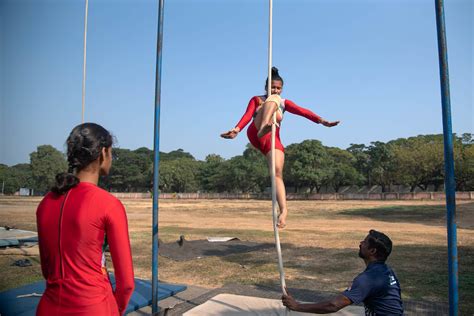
[282,229,404,315]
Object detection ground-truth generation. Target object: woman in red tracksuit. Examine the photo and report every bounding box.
[221,67,340,228]
[36,123,134,315]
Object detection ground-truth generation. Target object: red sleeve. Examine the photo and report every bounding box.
[285,99,322,124]
[36,193,57,280]
[235,96,259,130]
[36,201,48,279]
[105,198,135,315]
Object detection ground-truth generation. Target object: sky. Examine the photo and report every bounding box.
[0,0,472,166]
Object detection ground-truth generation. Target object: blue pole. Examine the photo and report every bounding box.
[434,1,458,315]
[152,0,165,314]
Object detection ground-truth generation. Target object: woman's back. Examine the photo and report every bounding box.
[37,182,134,315]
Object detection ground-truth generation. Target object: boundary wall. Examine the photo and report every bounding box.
[112,192,474,200]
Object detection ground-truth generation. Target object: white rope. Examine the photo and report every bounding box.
[82,0,89,123]
[268,0,287,296]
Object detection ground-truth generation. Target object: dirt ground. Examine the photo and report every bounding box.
[1,197,473,313]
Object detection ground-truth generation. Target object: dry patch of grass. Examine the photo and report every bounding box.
[1,197,473,313]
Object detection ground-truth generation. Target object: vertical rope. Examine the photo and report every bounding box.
[82,0,89,123]
[268,0,287,296]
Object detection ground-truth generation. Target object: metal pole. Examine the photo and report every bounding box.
[268,0,287,296]
[152,0,165,313]
[82,0,89,123]
[434,1,458,315]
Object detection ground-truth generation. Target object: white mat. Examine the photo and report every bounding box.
[0,227,37,239]
[183,293,364,316]
[206,237,240,242]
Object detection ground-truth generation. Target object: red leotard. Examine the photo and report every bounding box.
[235,96,323,155]
[36,182,135,316]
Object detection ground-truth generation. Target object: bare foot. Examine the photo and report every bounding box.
[257,122,272,138]
[258,122,276,138]
[277,211,287,229]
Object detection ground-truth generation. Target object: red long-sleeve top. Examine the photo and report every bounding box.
[36,182,134,315]
[235,96,323,130]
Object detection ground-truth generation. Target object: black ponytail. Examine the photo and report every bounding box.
[51,123,113,194]
[51,172,80,195]
[265,66,284,88]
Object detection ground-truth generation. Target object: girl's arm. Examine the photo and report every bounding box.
[285,99,339,127]
[235,96,259,130]
[106,198,135,315]
[221,97,259,139]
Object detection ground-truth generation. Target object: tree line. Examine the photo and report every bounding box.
[1,133,473,195]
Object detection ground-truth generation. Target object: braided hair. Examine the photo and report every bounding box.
[51,123,113,194]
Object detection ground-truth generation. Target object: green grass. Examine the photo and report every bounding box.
[0,256,43,292]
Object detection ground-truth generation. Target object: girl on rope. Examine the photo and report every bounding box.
[36,123,134,316]
[221,67,339,228]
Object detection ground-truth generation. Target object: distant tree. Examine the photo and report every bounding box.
[30,145,67,193]
[134,147,153,159]
[0,164,34,194]
[391,135,445,191]
[10,164,34,192]
[133,147,153,190]
[366,141,395,192]
[107,148,153,192]
[347,144,370,186]
[285,140,331,193]
[106,148,196,192]
[455,133,474,191]
[326,147,364,192]
[241,145,268,192]
[161,149,195,161]
[0,164,7,194]
[12,132,474,195]
[159,158,199,192]
[220,147,268,193]
[198,154,226,192]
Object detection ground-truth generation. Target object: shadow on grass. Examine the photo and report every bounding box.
[338,202,474,230]
[158,226,278,241]
[159,239,275,261]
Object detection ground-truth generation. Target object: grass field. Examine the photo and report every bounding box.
[1,197,473,314]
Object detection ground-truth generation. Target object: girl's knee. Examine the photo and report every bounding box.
[275,169,284,179]
[264,101,278,111]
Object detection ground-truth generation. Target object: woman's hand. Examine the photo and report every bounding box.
[321,120,340,127]
[220,127,240,139]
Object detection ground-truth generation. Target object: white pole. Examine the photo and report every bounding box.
[82,0,89,123]
[268,0,287,296]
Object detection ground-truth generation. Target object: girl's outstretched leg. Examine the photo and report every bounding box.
[266,150,287,228]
